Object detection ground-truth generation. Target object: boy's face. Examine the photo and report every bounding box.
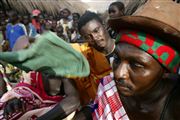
[80,19,110,52]
[108,5,124,18]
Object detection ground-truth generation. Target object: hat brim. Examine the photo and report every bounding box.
[108,16,180,52]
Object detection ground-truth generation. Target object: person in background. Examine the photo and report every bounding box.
[22,15,38,38]
[6,10,26,50]
[56,25,67,41]
[47,15,54,24]
[72,12,80,30]
[51,19,57,32]
[108,1,125,39]
[18,15,23,24]
[108,1,125,19]
[57,8,73,42]
[44,22,52,32]
[38,14,46,33]
[31,9,41,33]
[70,12,82,43]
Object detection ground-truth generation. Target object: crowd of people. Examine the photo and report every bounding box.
[0,0,179,120]
[0,8,82,52]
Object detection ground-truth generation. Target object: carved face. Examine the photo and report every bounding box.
[80,19,110,52]
[113,43,164,96]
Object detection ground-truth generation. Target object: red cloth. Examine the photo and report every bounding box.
[32,19,41,33]
[93,75,129,120]
[16,72,62,101]
[0,72,63,120]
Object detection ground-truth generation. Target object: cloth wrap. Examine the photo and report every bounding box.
[0,31,90,78]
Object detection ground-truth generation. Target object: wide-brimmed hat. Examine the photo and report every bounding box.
[108,0,180,52]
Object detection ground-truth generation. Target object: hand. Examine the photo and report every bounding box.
[3,98,25,119]
[1,40,9,51]
[29,37,35,43]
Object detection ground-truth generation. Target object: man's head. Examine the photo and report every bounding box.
[113,30,179,97]
[114,43,164,97]
[23,15,30,25]
[8,11,18,24]
[72,13,80,22]
[78,11,112,53]
[108,2,125,18]
[44,22,52,31]
[32,9,41,17]
[52,20,57,30]
[61,8,71,19]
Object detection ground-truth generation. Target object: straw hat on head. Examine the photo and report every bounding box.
[108,0,180,52]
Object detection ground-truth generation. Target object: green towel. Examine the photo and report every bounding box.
[0,31,90,78]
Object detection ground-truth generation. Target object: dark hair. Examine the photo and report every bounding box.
[62,8,71,15]
[78,11,103,32]
[8,10,17,17]
[109,2,125,12]
[72,12,80,19]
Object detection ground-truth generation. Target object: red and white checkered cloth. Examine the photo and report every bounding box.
[92,75,129,120]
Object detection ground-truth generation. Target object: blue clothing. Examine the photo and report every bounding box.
[29,23,37,38]
[6,23,26,50]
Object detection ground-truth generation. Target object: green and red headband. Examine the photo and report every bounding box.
[116,30,180,73]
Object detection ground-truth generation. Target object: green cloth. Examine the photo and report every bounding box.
[0,31,3,43]
[0,31,90,78]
